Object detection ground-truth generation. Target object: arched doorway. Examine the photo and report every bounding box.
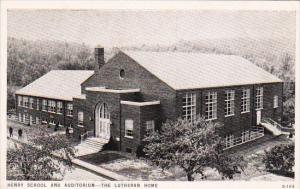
[95,103,110,140]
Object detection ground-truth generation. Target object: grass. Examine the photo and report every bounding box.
[78,152,126,165]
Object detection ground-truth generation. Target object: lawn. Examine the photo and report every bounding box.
[7,118,67,141]
[77,135,295,181]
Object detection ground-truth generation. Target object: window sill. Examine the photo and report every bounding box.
[57,112,63,115]
[255,108,263,111]
[77,125,84,128]
[205,118,217,121]
[125,136,134,139]
[241,111,250,114]
[225,114,234,117]
[67,115,73,117]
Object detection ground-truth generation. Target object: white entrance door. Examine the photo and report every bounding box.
[95,103,110,140]
[256,110,261,125]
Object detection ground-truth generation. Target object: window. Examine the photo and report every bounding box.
[49,119,55,125]
[146,120,155,135]
[119,69,125,79]
[182,93,196,121]
[29,98,34,109]
[42,99,47,111]
[273,96,279,108]
[224,90,235,116]
[18,113,22,122]
[205,92,217,120]
[125,119,134,138]
[18,96,22,106]
[78,111,84,126]
[23,97,29,107]
[36,99,40,110]
[29,115,33,125]
[225,134,234,148]
[67,103,73,116]
[255,87,263,110]
[42,118,47,124]
[241,130,250,142]
[24,114,29,123]
[241,89,250,113]
[36,116,40,124]
[48,100,56,112]
[57,101,63,114]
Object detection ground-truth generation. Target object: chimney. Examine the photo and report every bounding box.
[95,45,105,71]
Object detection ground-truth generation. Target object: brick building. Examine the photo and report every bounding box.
[15,71,94,129]
[15,47,283,152]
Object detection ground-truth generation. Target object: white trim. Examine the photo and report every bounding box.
[120,100,160,106]
[74,94,86,100]
[86,87,140,93]
[15,92,74,102]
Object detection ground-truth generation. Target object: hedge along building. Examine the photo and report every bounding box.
[15,46,283,152]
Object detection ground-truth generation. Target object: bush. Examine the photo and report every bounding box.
[263,144,294,176]
[136,145,146,158]
[102,136,118,151]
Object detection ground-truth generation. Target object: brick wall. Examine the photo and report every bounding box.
[15,95,73,128]
[176,82,283,137]
[81,51,176,122]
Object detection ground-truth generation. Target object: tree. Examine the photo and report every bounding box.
[7,125,76,180]
[143,116,245,181]
[263,144,294,176]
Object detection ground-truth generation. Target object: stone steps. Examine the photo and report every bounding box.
[76,137,108,157]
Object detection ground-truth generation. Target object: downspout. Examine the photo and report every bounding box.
[119,97,122,151]
[252,85,255,126]
[281,82,284,125]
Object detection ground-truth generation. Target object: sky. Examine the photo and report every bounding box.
[8,10,296,48]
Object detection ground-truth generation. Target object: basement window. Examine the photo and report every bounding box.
[119,69,125,79]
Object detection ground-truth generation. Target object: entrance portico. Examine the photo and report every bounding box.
[95,102,111,140]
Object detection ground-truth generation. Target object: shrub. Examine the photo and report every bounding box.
[136,145,146,158]
[102,136,118,151]
[263,144,294,176]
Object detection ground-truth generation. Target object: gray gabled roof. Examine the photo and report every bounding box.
[123,51,282,90]
[16,70,94,101]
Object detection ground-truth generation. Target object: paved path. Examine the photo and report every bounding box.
[226,134,293,156]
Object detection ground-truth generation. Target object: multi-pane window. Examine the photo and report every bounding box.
[255,87,263,110]
[49,119,55,125]
[42,99,47,111]
[225,134,234,148]
[125,119,134,138]
[36,116,40,124]
[78,111,84,126]
[205,92,217,120]
[273,96,279,108]
[18,96,22,106]
[29,98,34,109]
[146,120,155,136]
[241,130,250,142]
[23,97,29,107]
[241,89,250,113]
[36,99,40,110]
[67,103,73,116]
[182,93,196,121]
[18,113,22,122]
[224,90,235,116]
[48,100,56,112]
[57,101,63,114]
